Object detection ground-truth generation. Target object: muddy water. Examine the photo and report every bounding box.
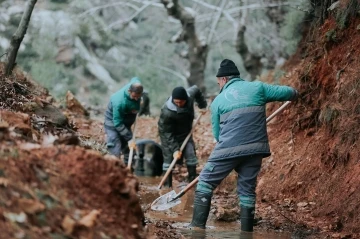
[138,177,291,239]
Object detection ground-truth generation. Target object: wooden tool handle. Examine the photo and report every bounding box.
[157,158,177,189]
[266,101,291,123]
[127,114,139,170]
[182,176,199,194]
[170,176,199,202]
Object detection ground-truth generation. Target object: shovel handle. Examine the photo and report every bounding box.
[180,111,204,151]
[170,176,199,202]
[158,109,206,189]
[127,148,135,169]
[178,176,199,195]
[127,114,139,170]
[266,101,291,123]
[157,156,177,189]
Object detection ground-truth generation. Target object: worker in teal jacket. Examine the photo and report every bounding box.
[189,59,298,231]
[104,77,143,165]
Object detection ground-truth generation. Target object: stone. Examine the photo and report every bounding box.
[65,91,89,116]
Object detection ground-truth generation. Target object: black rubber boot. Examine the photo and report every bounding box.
[162,170,172,188]
[187,165,197,182]
[240,206,255,232]
[189,191,212,229]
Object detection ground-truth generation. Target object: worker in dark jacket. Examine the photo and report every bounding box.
[189,59,298,231]
[158,86,207,187]
[104,77,143,165]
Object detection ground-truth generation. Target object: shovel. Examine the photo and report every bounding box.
[151,176,199,211]
[157,109,206,189]
[151,101,292,211]
[127,114,139,170]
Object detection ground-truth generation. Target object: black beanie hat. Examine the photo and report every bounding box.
[172,87,188,100]
[216,59,240,77]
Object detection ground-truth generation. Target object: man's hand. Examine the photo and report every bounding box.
[128,140,136,150]
[173,150,182,160]
[199,109,207,114]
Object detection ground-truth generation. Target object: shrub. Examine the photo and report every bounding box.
[280,9,307,56]
[29,61,78,99]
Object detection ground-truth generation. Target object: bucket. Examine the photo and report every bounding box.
[134,139,163,177]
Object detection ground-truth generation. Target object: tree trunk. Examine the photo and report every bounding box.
[161,0,208,93]
[5,0,37,76]
[310,0,336,24]
[311,0,359,26]
[235,25,262,80]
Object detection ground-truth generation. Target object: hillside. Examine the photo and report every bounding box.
[0,63,146,239]
[0,3,359,239]
[257,15,360,238]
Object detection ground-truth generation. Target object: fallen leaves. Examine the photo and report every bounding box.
[18,142,41,151]
[3,212,27,223]
[61,210,101,235]
[17,198,45,214]
[0,177,9,187]
[61,215,76,235]
[78,210,101,228]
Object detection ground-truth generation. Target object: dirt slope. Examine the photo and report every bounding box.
[0,64,146,239]
[257,16,360,238]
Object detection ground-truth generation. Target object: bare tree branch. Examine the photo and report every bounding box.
[195,13,237,29]
[5,0,37,76]
[170,29,184,43]
[207,0,228,45]
[78,2,140,18]
[128,0,163,8]
[239,0,248,26]
[191,0,301,24]
[192,0,237,27]
[153,65,188,87]
[79,0,164,19]
[227,2,302,15]
[191,0,218,10]
[106,3,151,30]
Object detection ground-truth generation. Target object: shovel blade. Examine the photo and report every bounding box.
[151,190,181,211]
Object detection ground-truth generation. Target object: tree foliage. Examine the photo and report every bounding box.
[1,0,315,113]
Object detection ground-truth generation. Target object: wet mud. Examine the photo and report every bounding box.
[139,176,292,239]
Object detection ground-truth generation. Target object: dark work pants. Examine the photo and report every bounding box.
[104,126,130,164]
[197,155,263,208]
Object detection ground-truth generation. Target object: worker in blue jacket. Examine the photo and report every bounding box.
[189,59,298,232]
[104,77,143,165]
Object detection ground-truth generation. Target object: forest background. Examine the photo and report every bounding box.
[0,0,309,114]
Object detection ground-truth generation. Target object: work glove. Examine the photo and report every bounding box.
[199,108,207,114]
[128,140,136,150]
[292,89,300,101]
[116,125,132,142]
[173,150,182,160]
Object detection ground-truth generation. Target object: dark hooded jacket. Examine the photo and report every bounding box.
[158,85,207,154]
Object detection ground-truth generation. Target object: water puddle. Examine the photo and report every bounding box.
[179,229,290,239]
[138,176,291,239]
